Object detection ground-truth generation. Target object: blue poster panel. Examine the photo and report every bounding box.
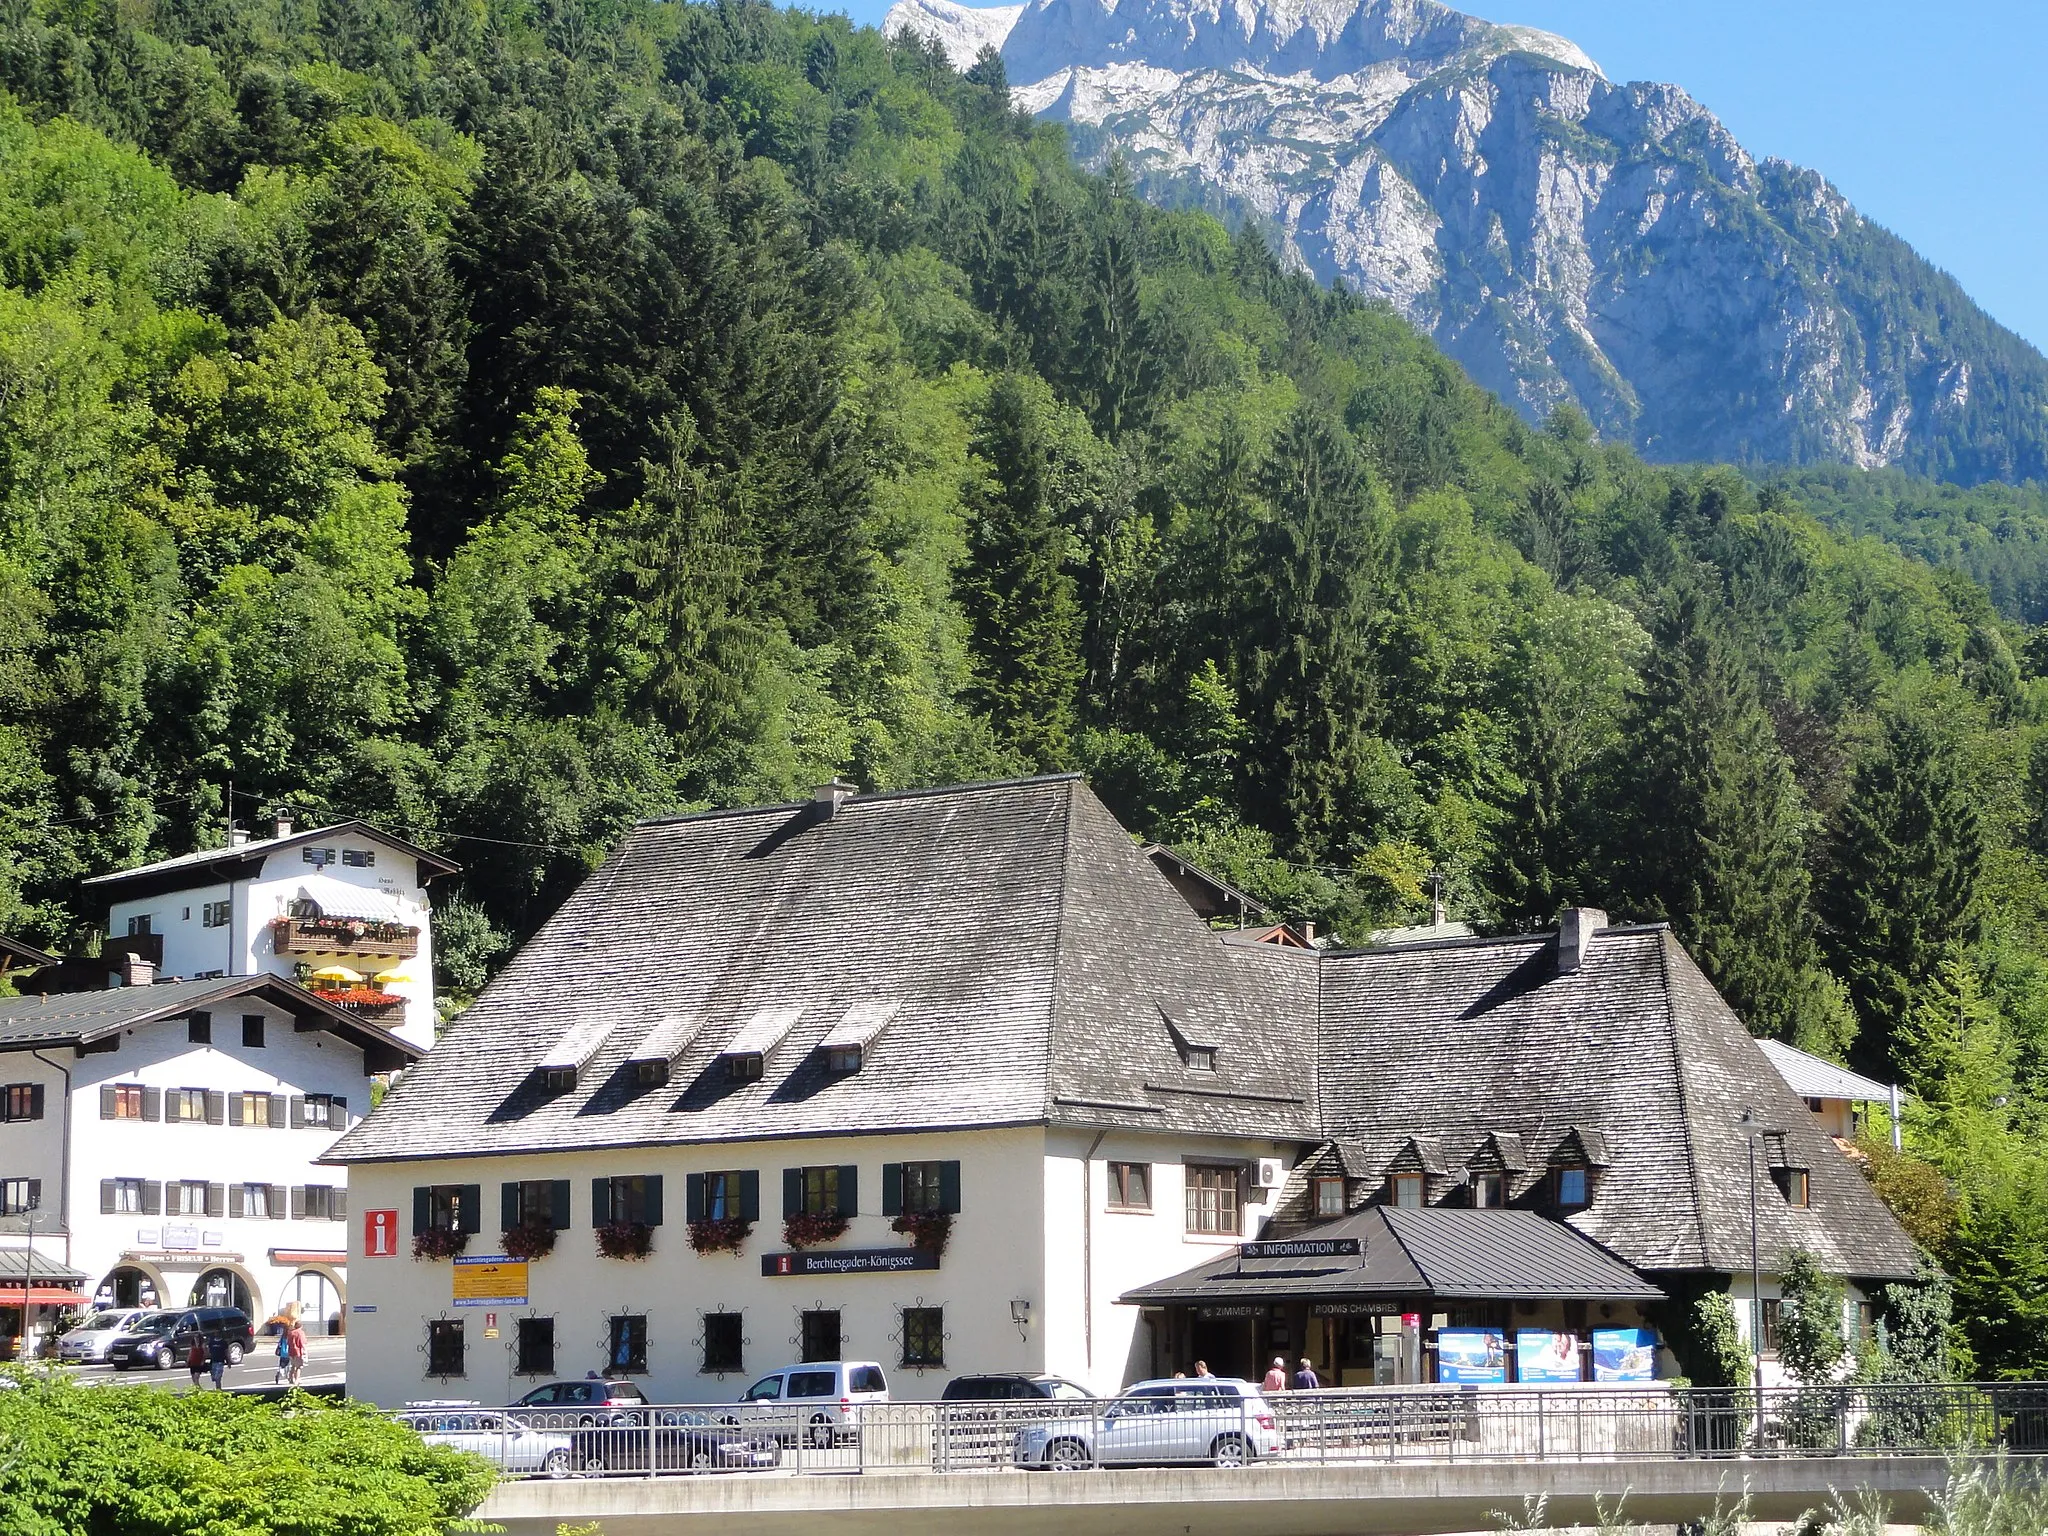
[1592,1328,1658,1382]
[1436,1328,1506,1384]
[1515,1329,1582,1383]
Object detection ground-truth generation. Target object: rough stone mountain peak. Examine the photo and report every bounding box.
[886,0,2048,483]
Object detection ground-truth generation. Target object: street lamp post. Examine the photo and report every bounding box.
[1738,1108,1767,1443]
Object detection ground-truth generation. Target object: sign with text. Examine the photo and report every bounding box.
[1514,1328,1583,1384]
[1238,1237,1361,1260]
[452,1255,528,1307]
[1592,1328,1658,1383]
[1311,1301,1381,1317]
[364,1210,399,1258]
[762,1249,939,1277]
[1195,1304,1261,1319]
[1436,1327,1506,1384]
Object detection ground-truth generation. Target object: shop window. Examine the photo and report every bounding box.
[1388,1172,1425,1208]
[427,1319,465,1377]
[608,1314,648,1374]
[516,1317,555,1376]
[1108,1162,1151,1210]
[901,1307,944,1369]
[1313,1176,1346,1219]
[1184,1164,1242,1235]
[703,1312,744,1374]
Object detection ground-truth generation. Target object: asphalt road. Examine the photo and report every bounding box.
[59,1333,348,1392]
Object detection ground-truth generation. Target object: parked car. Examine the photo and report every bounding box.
[1012,1378,1283,1469]
[572,1411,782,1474]
[57,1308,151,1363]
[509,1378,650,1426]
[733,1361,889,1447]
[106,1308,255,1371]
[399,1406,575,1478]
[942,1374,1092,1403]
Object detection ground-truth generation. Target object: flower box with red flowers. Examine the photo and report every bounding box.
[890,1211,952,1257]
[596,1221,654,1260]
[687,1217,753,1256]
[782,1212,849,1250]
[412,1226,469,1261]
[501,1220,557,1261]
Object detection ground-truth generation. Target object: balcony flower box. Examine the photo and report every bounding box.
[501,1221,557,1261]
[274,917,421,959]
[687,1218,753,1256]
[412,1226,469,1261]
[596,1221,654,1261]
[890,1210,952,1258]
[782,1211,849,1250]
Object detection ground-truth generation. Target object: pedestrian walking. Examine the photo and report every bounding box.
[186,1336,207,1392]
[285,1316,307,1386]
[1262,1357,1289,1393]
[206,1330,230,1391]
[273,1323,291,1384]
[1292,1357,1321,1392]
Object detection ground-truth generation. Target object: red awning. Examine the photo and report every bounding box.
[0,1289,94,1306]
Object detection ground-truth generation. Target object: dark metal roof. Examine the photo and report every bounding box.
[0,975,420,1069]
[1120,1207,1664,1306]
[0,1247,88,1284]
[81,820,459,899]
[0,933,56,970]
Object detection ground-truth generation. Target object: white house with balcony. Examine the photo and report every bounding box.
[81,816,458,1051]
[0,973,419,1352]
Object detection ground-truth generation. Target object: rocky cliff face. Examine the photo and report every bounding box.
[887,0,2048,483]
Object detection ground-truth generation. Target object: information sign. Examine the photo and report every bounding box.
[452,1255,529,1307]
[1238,1237,1361,1259]
[1514,1329,1583,1383]
[1592,1328,1658,1382]
[762,1249,939,1277]
[364,1210,399,1258]
[1436,1327,1507,1384]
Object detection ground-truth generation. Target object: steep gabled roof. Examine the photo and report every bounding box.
[1757,1039,1897,1104]
[1315,924,1918,1281]
[82,820,459,899]
[0,974,418,1069]
[328,777,1317,1164]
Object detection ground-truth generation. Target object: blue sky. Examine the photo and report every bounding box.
[827,0,2048,352]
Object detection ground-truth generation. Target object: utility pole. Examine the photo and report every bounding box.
[1737,1107,1766,1445]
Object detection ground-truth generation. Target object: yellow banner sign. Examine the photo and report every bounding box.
[452,1256,528,1307]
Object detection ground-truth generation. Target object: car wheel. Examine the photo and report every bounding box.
[579,1451,607,1476]
[689,1447,715,1471]
[156,1346,175,1370]
[541,1449,572,1479]
[225,1343,244,1367]
[1210,1434,1249,1468]
[807,1416,833,1449]
[1046,1439,1092,1471]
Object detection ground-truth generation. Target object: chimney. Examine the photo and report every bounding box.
[1556,907,1607,975]
[813,779,858,818]
[117,956,155,988]
[271,809,294,839]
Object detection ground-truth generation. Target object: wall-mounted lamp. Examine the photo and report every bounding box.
[1009,1298,1031,1342]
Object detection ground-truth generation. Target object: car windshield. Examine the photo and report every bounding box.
[743,1378,782,1401]
[79,1314,128,1331]
[131,1314,176,1333]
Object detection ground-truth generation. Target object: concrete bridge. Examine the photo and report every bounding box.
[474,1456,1978,1536]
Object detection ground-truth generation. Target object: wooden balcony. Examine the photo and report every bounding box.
[272,918,420,959]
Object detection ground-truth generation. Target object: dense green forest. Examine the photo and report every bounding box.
[0,0,2041,1375]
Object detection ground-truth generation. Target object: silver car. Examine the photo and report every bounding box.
[57,1309,151,1363]
[1014,1379,1284,1468]
[399,1408,576,1478]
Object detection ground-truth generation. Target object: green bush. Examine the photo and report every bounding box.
[0,1373,495,1535]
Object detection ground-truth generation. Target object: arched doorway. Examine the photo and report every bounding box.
[282,1270,344,1336]
[189,1268,254,1316]
[96,1265,162,1310]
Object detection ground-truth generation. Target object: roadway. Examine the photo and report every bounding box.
[56,1334,348,1393]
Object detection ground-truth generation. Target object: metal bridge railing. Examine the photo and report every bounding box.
[394,1380,2048,1481]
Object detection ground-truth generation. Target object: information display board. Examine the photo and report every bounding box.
[1436,1327,1506,1384]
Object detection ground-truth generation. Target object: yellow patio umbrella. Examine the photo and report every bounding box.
[309,965,363,983]
[372,969,412,985]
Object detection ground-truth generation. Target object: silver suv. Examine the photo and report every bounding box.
[1014,1378,1283,1468]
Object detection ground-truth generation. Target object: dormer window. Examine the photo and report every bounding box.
[1555,1165,1590,1210]
[1162,1008,1219,1072]
[823,1044,863,1075]
[726,1052,764,1083]
[1184,1044,1217,1072]
[1312,1176,1346,1219]
[536,1066,576,1094]
[1388,1172,1424,1208]
[635,1059,670,1088]
[1771,1166,1810,1207]
[1469,1173,1505,1208]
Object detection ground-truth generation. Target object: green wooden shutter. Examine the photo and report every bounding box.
[837,1165,858,1218]
[592,1178,612,1226]
[739,1170,760,1222]
[686,1173,705,1223]
[550,1180,571,1230]
[501,1182,521,1232]
[459,1184,482,1233]
[27,1084,41,1120]
[644,1175,663,1226]
[99,1086,115,1119]
[881,1163,902,1216]
[412,1186,430,1235]
[939,1160,962,1214]
[782,1168,802,1217]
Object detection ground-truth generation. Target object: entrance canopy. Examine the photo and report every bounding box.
[1121,1207,1664,1308]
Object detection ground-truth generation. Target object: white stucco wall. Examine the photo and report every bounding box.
[0,1005,372,1329]
[1728,1271,1872,1389]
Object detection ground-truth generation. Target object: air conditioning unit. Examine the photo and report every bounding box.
[1256,1158,1284,1191]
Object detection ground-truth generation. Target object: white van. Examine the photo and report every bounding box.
[57,1308,152,1363]
[736,1361,889,1447]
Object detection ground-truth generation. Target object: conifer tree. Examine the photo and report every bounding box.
[1615,587,1837,1045]
[1817,711,1984,1079]
[961,376,1083,770]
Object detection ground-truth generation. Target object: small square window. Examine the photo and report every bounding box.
[1108,1162,1151,1210]
[823,1044,863,1074]
[726,1053,764,1083]
[703,1311,743,1374]
[2,1084,39,1122]
[1389,1172,1425,1209]
[900,1161,945,1214]
[608,1314,648,1374]
[188,1013,211,1045]
[702,1171,744,1221]
[1312,1176,1346,1219]
[241,1015,265,1049]
[1556,1166,1589,1209]
[635,1059,669,1088]
[243,1183,272,1218]
[111,1178,144,1214]
[0,1179,38,1216]
[1470,1173,1506,1208]
[201,901,231,928]
[112,1085,145,1120]
[126,915,152,937]
[801,1167,840,1217]
[342,849,375,867]
[1184,1165,1242,1235]
[901,1306,944,1369]
[1772,1167,1810,1208]
[427,1319,465,1377]
[516,1317,556,1376]
[536,1066,576,1094]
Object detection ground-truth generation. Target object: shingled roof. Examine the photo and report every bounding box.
[328,777,1320,1164]
[1316,925,1919,1282]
